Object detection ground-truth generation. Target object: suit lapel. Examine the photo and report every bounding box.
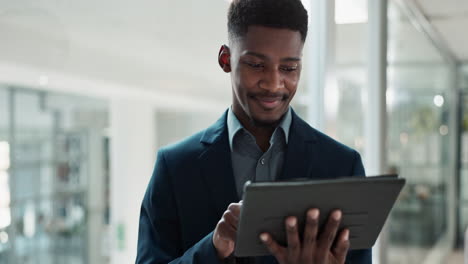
[279,110,319,181]
[197,109,322,217]
[199,111,239,216]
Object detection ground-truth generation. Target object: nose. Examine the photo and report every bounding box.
[260,68,285,92]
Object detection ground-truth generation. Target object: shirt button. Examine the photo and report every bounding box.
[261,158,265,165]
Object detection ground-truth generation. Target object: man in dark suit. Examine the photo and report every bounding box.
[136,0,372,263]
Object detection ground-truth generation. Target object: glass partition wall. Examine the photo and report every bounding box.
[330,0,368,155]
[0,85,109,264]
[304,1,457,262]
[385,1,455,263]
[330,0,458,262]
[0,87,10,261]
[459,65,468,247]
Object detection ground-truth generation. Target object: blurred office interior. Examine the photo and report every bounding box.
[0,0,467,263]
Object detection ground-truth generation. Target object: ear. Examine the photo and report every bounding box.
[218,44,231,73]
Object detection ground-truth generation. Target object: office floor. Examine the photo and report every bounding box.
[446,250,463,263]
[387,247,463,264]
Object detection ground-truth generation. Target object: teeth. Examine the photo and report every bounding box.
[258,97,280,101]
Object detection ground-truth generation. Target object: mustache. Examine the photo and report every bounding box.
[248,92,290,101]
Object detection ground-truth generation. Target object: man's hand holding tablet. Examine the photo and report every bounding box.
[260,209,350,264]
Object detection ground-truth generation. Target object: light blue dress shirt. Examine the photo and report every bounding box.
[227,107,292,198]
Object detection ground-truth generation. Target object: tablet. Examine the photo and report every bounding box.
[234,175,405,257]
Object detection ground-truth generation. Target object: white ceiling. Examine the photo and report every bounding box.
[335,0,466,66]
[416,0,468,62]
[0,0,232,101]
[0,0,466,101]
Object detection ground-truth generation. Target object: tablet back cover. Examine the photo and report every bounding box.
[234,176,405,257]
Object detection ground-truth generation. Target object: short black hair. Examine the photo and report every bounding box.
[228,0,308,43]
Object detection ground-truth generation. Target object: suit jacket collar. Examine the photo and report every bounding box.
[199,110,238,216]
[198,109,318,215]
[279,109,318,181]
[200,108,314,144]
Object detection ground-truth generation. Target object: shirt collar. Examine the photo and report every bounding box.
[227,107,292,151]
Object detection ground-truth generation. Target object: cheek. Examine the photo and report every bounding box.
[232,71,253,104]
[237,69,259,91]
[284,75,299,95]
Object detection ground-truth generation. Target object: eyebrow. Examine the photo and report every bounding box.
[243,51,301,62]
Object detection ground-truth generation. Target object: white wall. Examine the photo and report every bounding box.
[109,98,156,264]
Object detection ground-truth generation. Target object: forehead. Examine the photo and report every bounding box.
[233,25,304,59]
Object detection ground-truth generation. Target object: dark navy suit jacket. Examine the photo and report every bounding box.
[136,110,372,264]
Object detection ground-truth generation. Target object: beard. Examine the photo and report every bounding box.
[248,109,288,128]
[232,89,292,130]
[245,92,290,128]
[247,92,290,125]
[250,116,280,128]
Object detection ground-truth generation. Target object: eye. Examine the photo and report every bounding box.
[244,61,264,69]
[280,65,298,72]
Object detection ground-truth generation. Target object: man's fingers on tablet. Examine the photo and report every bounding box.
[213,202,245,259]
[285,216,300,262]
[217,219,237,241]
[332,229,350,262]
[318,210,342,251]
[260,233,286,263]
[228,203,242,217]
[303,209,319,247]
[223,210,238,229]
[256,210,351,264]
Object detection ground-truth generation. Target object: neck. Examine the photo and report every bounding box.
[232,107,280,152]
[245,123,275,152]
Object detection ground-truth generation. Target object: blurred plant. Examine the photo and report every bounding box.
[409,106,438,139]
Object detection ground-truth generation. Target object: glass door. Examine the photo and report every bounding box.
[0,86,109,264]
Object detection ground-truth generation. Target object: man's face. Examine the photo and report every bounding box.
[221,25,304,127]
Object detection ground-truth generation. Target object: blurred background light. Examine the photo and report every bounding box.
[434,94,444,107]
[335,0,368,24]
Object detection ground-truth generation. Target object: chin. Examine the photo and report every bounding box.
[251,114,282,127]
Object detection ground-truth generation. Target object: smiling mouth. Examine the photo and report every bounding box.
[253,96,284,109]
